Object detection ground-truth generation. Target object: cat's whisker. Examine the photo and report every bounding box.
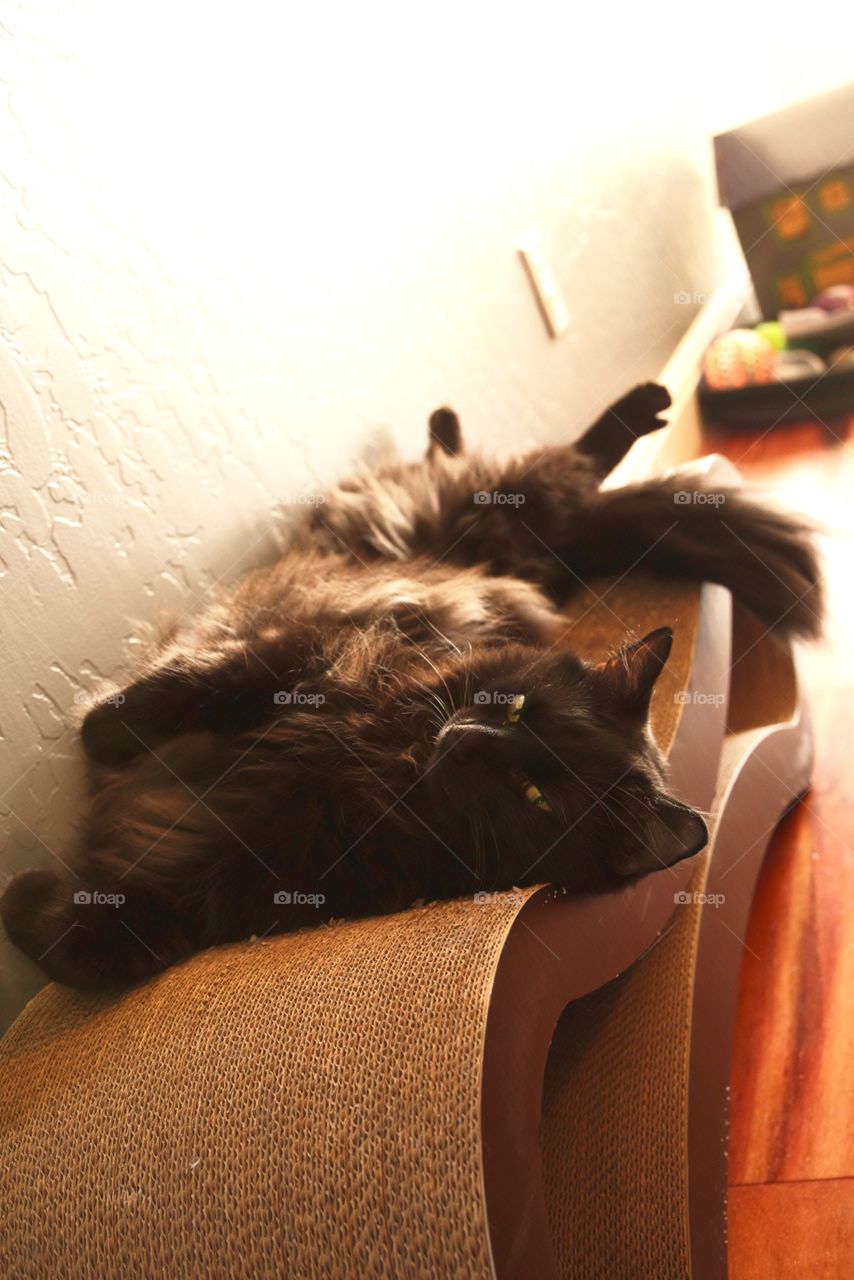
[423,617,464,660]
[488,818,502,888]
[424,709,448,738]
[420,689,451,732]
[468,811,485,886]
[407,641,457,720]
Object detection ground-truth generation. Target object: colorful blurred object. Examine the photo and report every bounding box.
[754,320,787,351]
[702,329,776,389]
[815,284,854,312]
[715,85,854,318]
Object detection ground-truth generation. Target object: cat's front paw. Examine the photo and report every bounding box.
[612,382,672,436]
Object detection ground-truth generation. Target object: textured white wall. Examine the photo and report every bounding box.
[4,1,845,1028]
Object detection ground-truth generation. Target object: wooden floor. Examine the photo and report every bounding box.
[700,415,854,1278]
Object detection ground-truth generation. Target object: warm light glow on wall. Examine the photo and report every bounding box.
[12,1,854,322]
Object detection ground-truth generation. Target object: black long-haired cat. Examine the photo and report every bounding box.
[1,384,822,990]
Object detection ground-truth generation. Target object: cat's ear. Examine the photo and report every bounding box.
[591,626,673,720]
[427,407,463,458]
[615,793,708,877]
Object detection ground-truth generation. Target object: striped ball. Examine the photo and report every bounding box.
[703,329,776,390]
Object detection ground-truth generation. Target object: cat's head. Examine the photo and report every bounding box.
[419,627,708,891]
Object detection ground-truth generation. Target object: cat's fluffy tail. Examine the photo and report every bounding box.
[0,868,193,991]
[574,479,823,639]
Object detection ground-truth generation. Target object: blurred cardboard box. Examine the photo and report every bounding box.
[715,84,854,318]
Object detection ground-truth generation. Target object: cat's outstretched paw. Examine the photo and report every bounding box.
[575,383,672,477]
[609,382,672,437]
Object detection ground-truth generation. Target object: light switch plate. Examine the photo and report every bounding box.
[518,232,569,338]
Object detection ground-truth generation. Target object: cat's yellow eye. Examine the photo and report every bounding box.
[506,694,525,724]
[524,782,552,813]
